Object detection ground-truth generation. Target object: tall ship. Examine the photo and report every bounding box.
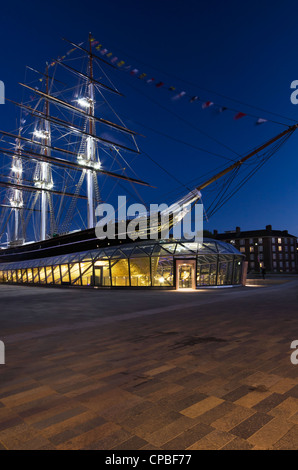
[0,35,296,289]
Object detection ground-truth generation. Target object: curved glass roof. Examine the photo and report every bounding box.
[0,238,242,271]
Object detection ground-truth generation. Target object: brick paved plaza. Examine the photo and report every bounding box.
[0,280,298,450]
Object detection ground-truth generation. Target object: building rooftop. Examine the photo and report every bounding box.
[214,225,297,240]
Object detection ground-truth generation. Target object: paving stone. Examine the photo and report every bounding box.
[230,412,273,440]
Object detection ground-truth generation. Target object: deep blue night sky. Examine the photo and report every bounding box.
[1,0,298,236]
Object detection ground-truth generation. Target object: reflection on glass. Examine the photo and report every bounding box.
[53,266,61,285]
[130,257,151,287]
[151,257,173,286]
[80,263,93,286]
[45,266,53,285]
[111,259,129,286]
[39,267,46,284]
[69,263,81,286]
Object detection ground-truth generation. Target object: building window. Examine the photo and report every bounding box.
[278,238,282,244]
[240,247,245,253]
[240,239,245,246]
[258,238,263,244]
[249,238,253,244]
[250,246,254,253]
[272,238,276,244]
[272,245,276,252]
[278,246,282,252]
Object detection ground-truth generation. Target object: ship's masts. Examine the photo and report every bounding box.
[40,64,50,241]
[17,88,139,136]
[0,181,88,199]
[62,37,116,70]
[0,147,153,187]
[0,130,79,158]
[87,32,95,229]
[18,86,141,149]
[54,61,123,96]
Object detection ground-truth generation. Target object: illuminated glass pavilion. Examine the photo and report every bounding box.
[0,238,244,289]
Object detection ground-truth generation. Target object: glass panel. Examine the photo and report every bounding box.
[17,270,22,283]
[111,259,129,286]
[39,267,46,284]
[53,266,61,285]
[218,261,233,285]
[21,269,27,283]
[45,266,54,285]
[69,263,81,286]
[27,269,33,284]
[130,257,151,287]
[12,270,17,283]
[94,260,111,286]
[81,263,93,286]
[151,256,173,286]
[33,268,39,284]
[197,263,217,286]
[60,264,70,284]
[233,257,242,284]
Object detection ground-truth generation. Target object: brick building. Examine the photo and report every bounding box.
[214,225,298,273]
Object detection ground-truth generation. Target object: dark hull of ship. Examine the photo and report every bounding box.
[0,226,139,264]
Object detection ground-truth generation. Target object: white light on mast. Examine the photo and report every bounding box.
[77,97,92,108]
[33,129,48,139]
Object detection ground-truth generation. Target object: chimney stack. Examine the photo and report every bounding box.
[266,225,272,231]
[213,229,218,236]
[236,226,241,233]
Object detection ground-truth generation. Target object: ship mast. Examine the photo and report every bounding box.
[11,133,23,242]
[86,33,96,229]
[33,64,53,240]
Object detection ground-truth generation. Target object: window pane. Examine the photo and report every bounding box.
[27,269,33,284]
[111,259,129,286]
[52,266,61,284]
[151,257,173,286]
[69,263,81,286]
[45,266,54,285]
[60,265,70,284]
[39,267,46,284]
[130,257,151,287]
[80,263,93,286]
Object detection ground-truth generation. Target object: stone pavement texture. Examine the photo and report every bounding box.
[0,280,298,450]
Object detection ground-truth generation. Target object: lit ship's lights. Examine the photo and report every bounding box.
[9,199,23,209]
[11,165,22,174]
[33,129,49,139]
[77,97,93,108]
[77,154,101,170]
[34,180,54,190]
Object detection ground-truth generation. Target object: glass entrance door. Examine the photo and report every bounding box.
[178,264,193,288]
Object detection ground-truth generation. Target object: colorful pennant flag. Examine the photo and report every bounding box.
[147,78,155,84]
[130,69,139,75]
[234,112,246,120]
[172,91,186,101]
[202,101,213,109]
[156,82,164,88]
[256,118,268,125]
